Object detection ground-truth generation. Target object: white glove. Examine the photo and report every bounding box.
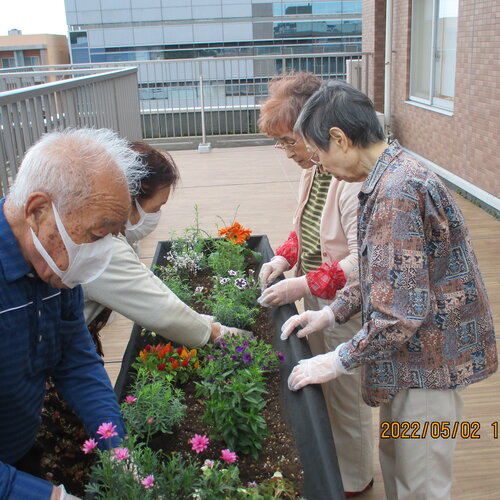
[57,485,82,500]
[287,346,350,391]
[258,256,290,289]
[258,276,310,307]
[280,306,336,340]
[214,322,252,344]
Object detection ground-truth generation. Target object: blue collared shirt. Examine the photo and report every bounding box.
[0,198,126,499]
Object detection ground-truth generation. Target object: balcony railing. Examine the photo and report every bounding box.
[0,52,372,195]
[0,67,141,197]
[1,51,371,136]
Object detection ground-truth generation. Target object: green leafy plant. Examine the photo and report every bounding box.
[120,372,185,439]
[153,265,192,306]
[207,238,247,276]
[195,333,284,459]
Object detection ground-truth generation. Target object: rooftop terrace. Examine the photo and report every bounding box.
[101,143,500,500]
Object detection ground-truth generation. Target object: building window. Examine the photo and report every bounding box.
[24,56,40,66]
[1,57,15,68]
[410,0,458,111]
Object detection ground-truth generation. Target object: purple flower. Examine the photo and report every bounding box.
[230,355,239,360]
[228,270,237,276]
[243,352,253,364]
[207,378,214,383]
[206,355,215,361]
[277,352,285,363]
[219,277,230,285]
[235,278,247,289]
[235,346,246,353]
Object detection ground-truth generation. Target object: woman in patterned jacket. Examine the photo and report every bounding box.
[283,80,497,500]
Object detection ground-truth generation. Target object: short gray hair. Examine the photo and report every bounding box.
[294,80,384,150]
[8,128,146,212]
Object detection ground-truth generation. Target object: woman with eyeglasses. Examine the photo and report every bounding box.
[257,72,373,498]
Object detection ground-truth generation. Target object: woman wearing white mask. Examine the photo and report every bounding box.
[83,141,233,350]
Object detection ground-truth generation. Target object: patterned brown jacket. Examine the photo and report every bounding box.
[333,141,497,407]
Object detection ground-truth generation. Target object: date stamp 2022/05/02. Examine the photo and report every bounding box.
[380,421,499,439]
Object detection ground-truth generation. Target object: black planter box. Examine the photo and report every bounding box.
[114,235,344,500]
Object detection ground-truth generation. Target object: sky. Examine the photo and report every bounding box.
[0,0,68,37]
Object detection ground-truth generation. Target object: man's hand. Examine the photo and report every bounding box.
[280,306,336,340]
[258,276,310,307]
[258,256,290,289]
[287,348,349,391]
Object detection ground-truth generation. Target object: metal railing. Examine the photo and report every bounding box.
[0,52,372,143]
[0,67,141,197]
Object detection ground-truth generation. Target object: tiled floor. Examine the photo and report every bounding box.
[100,144,500,499]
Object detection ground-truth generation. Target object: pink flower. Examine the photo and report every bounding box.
[82,438,98,454]
[113,447,130,461]
[97,422,118,440]
[147,417,154,424]
[124,395,137,403]
[141,475,155,489]
[189,434,209,454]
[203,459,214,467]
[220,449,237,463]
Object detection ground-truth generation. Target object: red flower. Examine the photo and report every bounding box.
[182,358,189,368]
[145,344,151,352]
[158,363,166,371]
[171,360,179,369]
[177,347,183,355]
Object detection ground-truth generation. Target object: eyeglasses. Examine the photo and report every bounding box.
[308,149,322,167]
[274,138,298,150]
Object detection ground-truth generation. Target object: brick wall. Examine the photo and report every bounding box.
[362,0,386,111]
[363,0,500,198]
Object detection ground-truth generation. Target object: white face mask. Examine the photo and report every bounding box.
[30,202,114,288]
[125,199,161,245]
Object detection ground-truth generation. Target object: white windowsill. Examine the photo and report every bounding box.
[404,100,454,116]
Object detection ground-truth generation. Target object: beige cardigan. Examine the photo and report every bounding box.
[83,234,211,348]
[293,166,362,278]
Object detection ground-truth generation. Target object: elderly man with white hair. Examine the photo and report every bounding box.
[0,128,145,500]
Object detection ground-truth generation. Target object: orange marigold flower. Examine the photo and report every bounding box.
[171,360,179,369]
[139,350,148,360]
[218,222,252,245]
[194,360,200,369]
[180,347,189,359]
[164,343,172,353]
[190,349,197,357]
